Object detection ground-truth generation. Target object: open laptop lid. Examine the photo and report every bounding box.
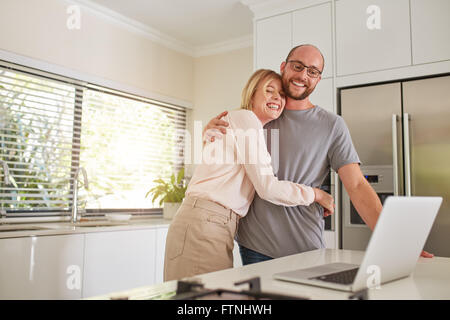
[352,196,442,291]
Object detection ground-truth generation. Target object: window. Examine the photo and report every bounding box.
[0,61,186,217]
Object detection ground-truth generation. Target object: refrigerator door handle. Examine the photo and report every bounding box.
[403,113,412,196]
[392,114,399,196]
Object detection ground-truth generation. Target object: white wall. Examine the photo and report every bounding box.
[193,47,253,129]
[0,0,194,106]
[186,47,254,176]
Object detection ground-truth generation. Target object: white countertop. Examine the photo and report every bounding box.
[90,248,450,300]
[0,216,171,239]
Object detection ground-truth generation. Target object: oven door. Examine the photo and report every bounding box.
[341,165,393,250]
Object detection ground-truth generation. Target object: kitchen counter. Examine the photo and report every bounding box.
[0,216,171,239]
[89,248,450,300]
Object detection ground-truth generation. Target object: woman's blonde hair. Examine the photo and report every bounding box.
[240,69,282,110]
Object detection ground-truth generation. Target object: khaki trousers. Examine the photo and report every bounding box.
[163,196,239,282]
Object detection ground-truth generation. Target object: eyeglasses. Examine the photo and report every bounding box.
[286,60,322,78]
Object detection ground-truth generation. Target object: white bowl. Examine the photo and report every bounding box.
[105,214,132,222]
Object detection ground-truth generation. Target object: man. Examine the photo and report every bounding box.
[205,44,433,262]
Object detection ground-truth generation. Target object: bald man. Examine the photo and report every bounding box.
[205,45,432,263]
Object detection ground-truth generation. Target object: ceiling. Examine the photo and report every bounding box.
[86,0,254,48]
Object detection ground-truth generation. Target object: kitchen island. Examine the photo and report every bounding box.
[90,248,450,300]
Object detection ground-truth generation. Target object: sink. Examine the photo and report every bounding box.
[0,225,51,232]
[43,221,130,229]
[0,221,131,233]
[72,221,128,228]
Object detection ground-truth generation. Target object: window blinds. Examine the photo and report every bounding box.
[0,62,186,215]
[79,87,186,210]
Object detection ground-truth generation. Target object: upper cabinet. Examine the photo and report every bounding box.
[335,0,411,76]
[255,13,292,72]
[255,3,333,78]
[292,2,333,78]
[251,0,449,84]
[309,77,334,113]
[410,0,450,65]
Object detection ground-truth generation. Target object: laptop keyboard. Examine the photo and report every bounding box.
[311,267,359,285]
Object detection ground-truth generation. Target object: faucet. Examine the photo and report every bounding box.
[71,167,89,223]
[0,160,18,219]
[0,160,17,187]
[1,160,11,185]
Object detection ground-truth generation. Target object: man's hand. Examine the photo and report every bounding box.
[323,208,334,218]
[420,250,434,258]
[313,188,335,217]
[203,111,229,142]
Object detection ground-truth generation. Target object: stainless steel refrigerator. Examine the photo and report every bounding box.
[340,75,450,257]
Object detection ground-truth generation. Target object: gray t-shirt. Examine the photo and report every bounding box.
[235,106,360,258]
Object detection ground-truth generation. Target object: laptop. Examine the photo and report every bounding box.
[273,196,442,292]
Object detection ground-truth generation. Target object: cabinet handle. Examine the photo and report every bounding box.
[392,114,400,196]
[403,113,412,196]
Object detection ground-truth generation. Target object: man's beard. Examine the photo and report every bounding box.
[282,77,315,100]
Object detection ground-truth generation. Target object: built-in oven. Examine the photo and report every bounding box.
[341,165,394,250]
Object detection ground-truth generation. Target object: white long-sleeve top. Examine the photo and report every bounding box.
[186,109,315,216]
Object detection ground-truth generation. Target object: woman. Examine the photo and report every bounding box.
[164,69,334,281]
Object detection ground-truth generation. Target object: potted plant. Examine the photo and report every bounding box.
[146,168,187,219]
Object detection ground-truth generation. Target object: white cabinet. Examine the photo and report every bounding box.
[292,2,333,78]
[154,226,168,284]
[83,229,156,298]
[324,230,336,249]
[335,0,411,75]
[410,0,450,65]
[0,234,84,299]
[233,240,242,268]
[255,12,292,72]
[255,3,334,77]
[252,0,450,80]
[309,77,334,113]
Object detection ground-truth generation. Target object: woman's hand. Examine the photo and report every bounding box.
[420,250,434,258]
[203,111,229,142]
[313,188,335,217]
